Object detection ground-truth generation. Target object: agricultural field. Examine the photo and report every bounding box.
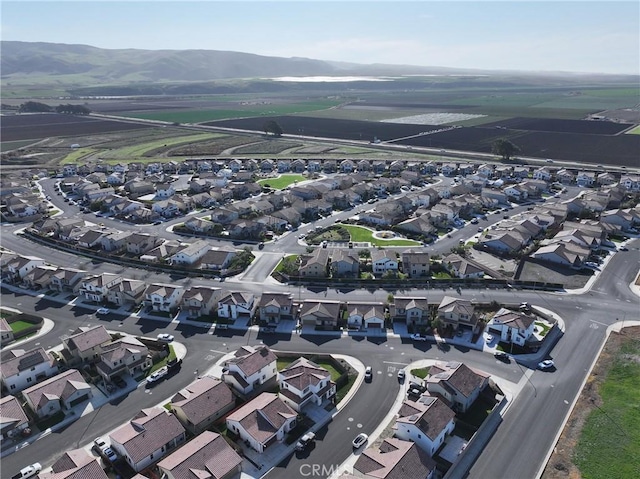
[169,135,259,155]
[209,114,640,167]
[96,132,222,160]
[0,113,152,143]
[232,140,303,155]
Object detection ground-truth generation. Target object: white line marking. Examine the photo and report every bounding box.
[383,361,410,366]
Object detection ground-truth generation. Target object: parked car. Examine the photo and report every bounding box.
[407,387,422,398]
[410,333,428,341]
[167,358,183,371]
[408,381,426,393]
[101,447,117,463]
[295,432,316,451]
[157,333,174,342]
[258,242,265,250]
[364,366,373,382]
[11,463,41,479]
[93,437,107,452]
[96,307,110,315]
[147,367,168,385]
[352,433,368,449]
[470,218,479,224]
[485,335,494,343]
[495,352,510,362]
[538,359,555,370]
[397,369,406,381]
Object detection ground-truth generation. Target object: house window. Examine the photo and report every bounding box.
[10,384,16,390]
[418,434,422,439]
[27,377,32,383]
[31,367,36,371]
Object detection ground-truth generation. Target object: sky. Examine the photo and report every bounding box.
[1,1,638,75]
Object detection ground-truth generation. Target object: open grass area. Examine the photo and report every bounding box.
[336,373,357,404]
[626,125,640,135]
[60,147,97,164]
[257,174,305,190]
[410,367,431,379]
[148,345,177,374]
[9,320,34,333]
[336,224,421,247]
[573,334,640,479]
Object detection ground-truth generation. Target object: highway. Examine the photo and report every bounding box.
[1,181,639,478]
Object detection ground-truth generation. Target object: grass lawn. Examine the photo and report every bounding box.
[336,224,421,247]
[99,133,221,160]
[277,358,296,371]
[60,147,97,164]
[535,321,551,337]
[148,345,177,374]
[336,374,357,404]
[35,411,66,431]
[433,271,453,279]
[257,174,305,190]
[9,320,34,333]
[275,255,299,272]
[626,125,640,135]
[574,335,640,478]
[410,367,431,379]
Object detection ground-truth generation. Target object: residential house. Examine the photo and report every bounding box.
[156,430,242,479]
[298,249,330,278]
[330,249,360,277]
[487,308,536,346]
[217,291,255,320]
[532,167,552,181]
[76,229,107,249]
[401,250,430,278]
[211,207,239,225]
[555,169,575,184]
[426,361,490,413]
[396,215,435,237]
[0,395,30,440]
[107,278,146,307]
[442,254,484,279]
[155,183,176,198]
[78,273,122,303]
[101,231,132,253]
[394,396,456,456]
[392,297,429,327]
[577,171,596,187]
[126,232,162,255]
[3,255,45,283]
[531,242,589,268]
[182,286,220,318]
[344,302,385,330]
[23,369,92,418]
[600,208,640,231]
[371,250,399,276]
[278,357,336,412]
[95,336,152,382]
[437,296,479,332]
[0,347,58,393]
[171,240,210,265]
[222,345,278,396]
[619,174,640,192]
[200,248,236,271]
[171,376,236,435]
[145,284,185,313]
[354,438,436,479]
[0,317,14,346]
[110,407,186,472]
[141,240,182,263]
[21,265,57,290]
[299,300,342,330]
[225,393,297,453]
[62,325,112,364]
[38,449,109,479]
[258,292,294,324]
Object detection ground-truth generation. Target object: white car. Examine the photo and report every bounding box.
[538,360,555,370]
[397,369,406,380]
[96,308,110,315]
[93,437,107,451]
[410,333,428,342]
[14,463,41,479]
[157,333,174,342]
[352,433,368,449]
[147,367,168,384]
[485,335,494,343]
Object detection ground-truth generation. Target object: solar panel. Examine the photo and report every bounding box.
[18,352,44,370]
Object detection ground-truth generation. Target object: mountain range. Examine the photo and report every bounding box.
[1,41,471,84]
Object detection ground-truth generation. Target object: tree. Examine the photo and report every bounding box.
[492,138,520,161]
[263,120,283,137]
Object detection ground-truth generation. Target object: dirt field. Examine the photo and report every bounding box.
[542,326,640,479]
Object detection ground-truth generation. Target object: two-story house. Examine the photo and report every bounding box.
[344,302,385,330]
[394,396,456,456]
[145,284,185,313]
[437,296,479,333]
[401,250,431,278]
[62,325,112,364]
[170,376,236,435]
[258,292,294,324]
[392,297,430,327]
[426,361,490,413]
[110,407,186,472]
[217,291,255,320]
[95,336,152,383]
[354,438,436,479]
[225,393,297,453]
[278,357,336,412]
[22,369,92,418]
[299,300,342,330]
[487,308,536,346]
[181,286,220,319]
[0,347,58,393]
[222,345,278,396]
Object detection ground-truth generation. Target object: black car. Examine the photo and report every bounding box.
[494,352,510,362]
[167,358,182,371]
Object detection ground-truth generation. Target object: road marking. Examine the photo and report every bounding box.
[204,354,216,361]
[387,366,397,373]
[357,423,363,428]
[348,417,354,422]
[590,319,608,326]
[209,349,227,355]
[383,361,409,366]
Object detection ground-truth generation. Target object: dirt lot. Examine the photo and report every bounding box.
[542,326,640,479]
[516,259,592,290]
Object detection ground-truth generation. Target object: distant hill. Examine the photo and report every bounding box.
[1,41,465,84]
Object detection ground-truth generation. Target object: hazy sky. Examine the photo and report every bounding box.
[2,1,638,74]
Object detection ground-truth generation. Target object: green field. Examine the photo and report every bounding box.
[257,174,305,190]
[574,334,640,478]
[626,125,640,135]
[119,99,343,123]
[97,133,222,161]
[337,224,421,247]
[60,147,98,164]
